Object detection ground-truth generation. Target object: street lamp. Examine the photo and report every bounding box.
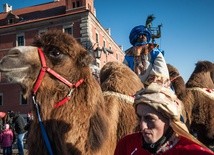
[94,47,113,59]
[94,47,102,59]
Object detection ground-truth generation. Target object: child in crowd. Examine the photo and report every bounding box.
[0,124,14,155]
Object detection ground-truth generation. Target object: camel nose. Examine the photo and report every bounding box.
[8,47,22,57]
[8,46,37,57]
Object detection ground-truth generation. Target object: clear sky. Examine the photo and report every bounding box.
[0,0,213,82]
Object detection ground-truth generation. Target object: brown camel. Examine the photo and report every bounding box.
[167,61,214,150]
[0,30,141,154]
[186,60,214,88]
[100,61,144,141]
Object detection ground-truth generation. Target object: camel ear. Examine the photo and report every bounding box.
[77,51,93,67]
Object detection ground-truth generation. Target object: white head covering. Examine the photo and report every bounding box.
[134,83,207,147]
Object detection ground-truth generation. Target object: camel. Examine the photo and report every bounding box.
[167,61,214,150]
[186,61,214,89]
[0,30,141,155]
[100,61,144,141]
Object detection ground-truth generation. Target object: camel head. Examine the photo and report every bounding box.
[0,30,93,97]
[186,60,214,88]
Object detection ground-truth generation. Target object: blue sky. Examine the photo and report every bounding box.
[0,0,213,82]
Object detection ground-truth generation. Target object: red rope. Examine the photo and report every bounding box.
[32,48,84,108]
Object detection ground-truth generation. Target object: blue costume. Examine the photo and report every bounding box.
[124,25,151,71]
[124,25,170,87]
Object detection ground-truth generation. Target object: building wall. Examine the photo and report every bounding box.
[0,83,32,113]
[0,0,125,114]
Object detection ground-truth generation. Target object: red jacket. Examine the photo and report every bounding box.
[114,132,214,155]
[0,129,14,147]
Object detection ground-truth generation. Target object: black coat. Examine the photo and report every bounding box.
[12,114,26,134]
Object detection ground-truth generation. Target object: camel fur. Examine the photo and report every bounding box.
[100,61,144,141]
[0,30,141,155]
[167,61,214,150]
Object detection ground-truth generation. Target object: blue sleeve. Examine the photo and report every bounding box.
[124,55,135,71]
[150,49,163,64]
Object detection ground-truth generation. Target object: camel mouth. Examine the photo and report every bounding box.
[0,65,30,76]
[0,66,30,83]
[0,66,29,72]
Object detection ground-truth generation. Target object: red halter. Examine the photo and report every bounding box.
[170,75,181,83]
[32,48,84,108]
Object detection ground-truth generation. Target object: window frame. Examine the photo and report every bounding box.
[63,25,73,35]
[20,92,27,105]
[0,93,3,106]
[16,33,25,46]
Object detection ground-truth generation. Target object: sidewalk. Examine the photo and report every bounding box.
[0,142,28,155]
[0,149,28,155]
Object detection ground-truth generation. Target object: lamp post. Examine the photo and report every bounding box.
[94,47,102,59]
[91,45,114,82]
[94,46,113,59]
[92,44,114,70]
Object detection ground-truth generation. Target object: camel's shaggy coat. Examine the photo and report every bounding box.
[0,30,142,154]
[100,61,144,141]
[168,61,214,150]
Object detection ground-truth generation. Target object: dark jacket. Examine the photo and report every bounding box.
[12,114,26,134]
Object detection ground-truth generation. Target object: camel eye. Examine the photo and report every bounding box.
[49,48,62,59]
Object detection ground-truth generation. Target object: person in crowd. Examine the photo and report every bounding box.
[0,124,14,155]
[6,111,14,127]
[0,112,7,132]
[114,83,214,155]
[24,111,33,139]
[9,111,26,155]
[0,118,3,132]
[124,25,170,87]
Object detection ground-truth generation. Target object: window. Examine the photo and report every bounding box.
[64,27,73,35]
[8,18,14,24]
[17,36,24,46]
[96,33,99,43]
[76,1,81,7]
[20,92,27,105]
[72,2,76,8]
[73,1,82,8]
[16,34,25,46]
[0,93,3,106]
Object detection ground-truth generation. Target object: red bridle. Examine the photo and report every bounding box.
[170,75,181,83]
[32,48,84,108]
